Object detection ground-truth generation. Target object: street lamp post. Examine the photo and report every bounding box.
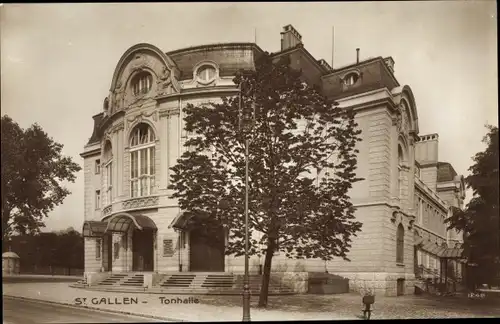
[239,80,253,322]
[243,137,251,322]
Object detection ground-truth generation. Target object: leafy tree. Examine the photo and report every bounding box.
[446,125,499,288]
[11,228,84,274]
[169,53,363,307]
[1,116,81,242]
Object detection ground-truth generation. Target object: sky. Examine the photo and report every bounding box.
[1,2,497,232]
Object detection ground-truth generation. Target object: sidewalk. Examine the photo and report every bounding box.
[3,274,82,280]
[3,282,355,321]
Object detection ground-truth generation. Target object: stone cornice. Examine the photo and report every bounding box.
[336,88,398,112]
[80,147,101,158]
[414,178,448,212]
[413,223,446,242]
[155,85,240,101]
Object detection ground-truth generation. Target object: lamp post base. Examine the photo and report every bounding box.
[242,284,251,322]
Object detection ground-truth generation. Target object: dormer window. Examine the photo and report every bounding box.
[343,72,359,86]
[132,72,153,96]
[196,65,217,84]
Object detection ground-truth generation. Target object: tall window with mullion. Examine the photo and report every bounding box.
[103,141,113,206]
[130,123,156,198]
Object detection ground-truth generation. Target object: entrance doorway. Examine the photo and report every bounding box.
[104,233,112,271]
[189,226,225,272]
[132,229,154,271]
[397,278,405,296]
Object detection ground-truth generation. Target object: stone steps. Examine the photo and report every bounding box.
[89,272,296,295]
[98,273,128,286]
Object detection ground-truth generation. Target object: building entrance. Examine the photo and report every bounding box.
[105,233,112,271]
[189,227,225,272]
[132,229,154,271]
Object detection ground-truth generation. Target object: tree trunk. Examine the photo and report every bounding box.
[258,239,275,308]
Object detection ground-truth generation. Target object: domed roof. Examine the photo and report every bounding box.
[2,251,20,258]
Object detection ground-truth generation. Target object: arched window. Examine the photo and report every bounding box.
[129,123,156,198]
[344,72,359,86]
[396,224,404,263]
[131,72,153,96]
[103,141,113,205]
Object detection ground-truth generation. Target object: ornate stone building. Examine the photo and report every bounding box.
[81,24,465,296]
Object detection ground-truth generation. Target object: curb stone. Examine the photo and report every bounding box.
[3,295,187,322]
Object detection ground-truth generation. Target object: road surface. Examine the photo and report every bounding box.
[3,296,166,323]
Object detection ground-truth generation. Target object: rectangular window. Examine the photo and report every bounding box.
[95,159,101,174]
[106,161,113,203]
[163,239,174,257]
[95,190,101,209]
[130,147,155,198]
[96,239,102,260]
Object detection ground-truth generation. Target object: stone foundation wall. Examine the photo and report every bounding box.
[85,272,110,285]
[274,272,309,293]
[339,272,416,296]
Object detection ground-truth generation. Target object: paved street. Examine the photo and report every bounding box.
[3,297,164,323]
[4,277,499,321]
[3,281,349,321]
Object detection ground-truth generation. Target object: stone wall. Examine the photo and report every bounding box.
[84,237,101,273]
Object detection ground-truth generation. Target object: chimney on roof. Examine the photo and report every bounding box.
[384,57,395,73]
[356,48,360,64]
[281,24,302,51]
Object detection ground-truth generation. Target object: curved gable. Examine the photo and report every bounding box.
[107,43,182,113]
[110,43,179,92]
[400,85,419,135]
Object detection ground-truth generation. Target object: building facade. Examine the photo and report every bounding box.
[81,25,465,296]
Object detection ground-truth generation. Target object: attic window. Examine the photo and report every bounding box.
[196,65,217,84]
[132,72,153,96]
[344,73,359,86]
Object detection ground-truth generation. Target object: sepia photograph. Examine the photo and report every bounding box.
[1,1,499,322]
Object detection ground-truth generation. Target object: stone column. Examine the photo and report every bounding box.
[123,147,130,197]
[154,231,158,272]
[168,109,180,189]
[407,136,416,216]
[390,117,400,204]
[400,164,410,212]
[127,227,133,271]
[116,127,124,199]
[159,110,168,190]
[112,232,123,272]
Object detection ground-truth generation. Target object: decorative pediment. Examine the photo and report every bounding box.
[109,44,180,112]
[125,110,158,132]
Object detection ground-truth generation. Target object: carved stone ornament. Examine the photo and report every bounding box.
[127,110,157,124]
[394,102,410,135]
[391,211,398,223]
[401,110,410,135]
[123,196,159,209]
[408,218,415,230]
[108,121,124,134]
[130,54,148,70]
[395,114,403,132]
[160,66,171,80]
[102,205,113,217]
